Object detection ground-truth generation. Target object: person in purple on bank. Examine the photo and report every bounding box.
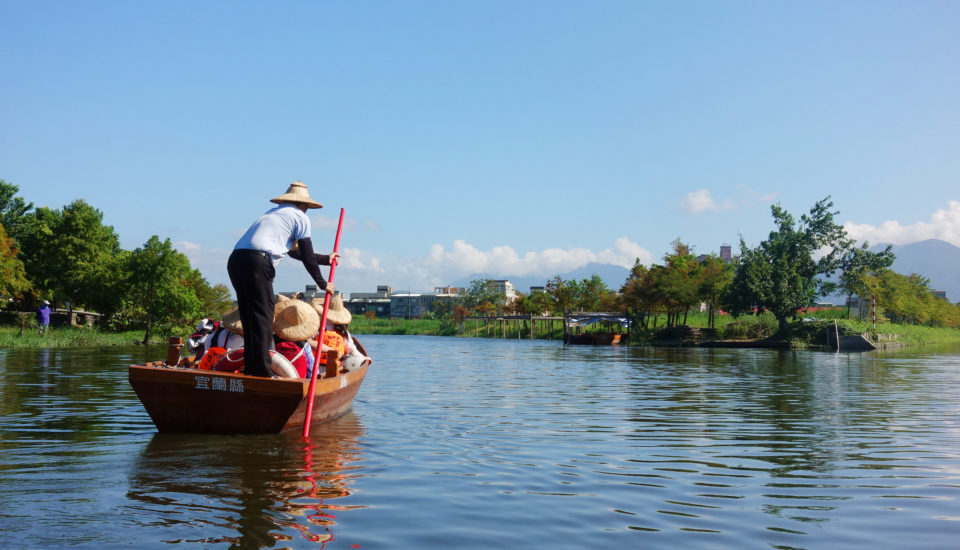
[36,300,51,335]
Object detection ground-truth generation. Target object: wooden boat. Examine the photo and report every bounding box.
[128,339,371,434]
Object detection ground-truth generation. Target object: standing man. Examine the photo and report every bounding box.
[36,300,51,335]
[228,181,339,378]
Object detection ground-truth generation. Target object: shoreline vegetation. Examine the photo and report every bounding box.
[5,184,960,354]
[4,311,960,350]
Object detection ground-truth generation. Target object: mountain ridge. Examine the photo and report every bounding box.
[453,240,960,303]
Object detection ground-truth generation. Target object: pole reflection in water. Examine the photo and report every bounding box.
[125,413,366,547]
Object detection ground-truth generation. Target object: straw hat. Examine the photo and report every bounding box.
[274,295,321,340]
[312,294,352,325]
[270,180,323,209]
[222,307,243,334]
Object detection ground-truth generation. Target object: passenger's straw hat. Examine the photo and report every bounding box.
[270,180,323,209]
[312,294,352,325]
[274,295,321,340]
[222,307,243,334]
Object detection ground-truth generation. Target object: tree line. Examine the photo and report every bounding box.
[0,179,232,342]
[438,198,960,335]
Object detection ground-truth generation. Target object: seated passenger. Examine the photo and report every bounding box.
[308,294,367,376]
[273,295,320,378]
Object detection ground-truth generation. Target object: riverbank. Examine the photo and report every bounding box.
[0,327,163,349]
[3,315,959,350]
[648,318,960,350]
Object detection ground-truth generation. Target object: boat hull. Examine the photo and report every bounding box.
[128,362,368,434]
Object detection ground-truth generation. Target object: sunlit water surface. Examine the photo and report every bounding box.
[2,336,960,549]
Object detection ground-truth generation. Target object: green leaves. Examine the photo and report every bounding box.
[0,222,31,297]
[1,179,226,337]
[726,197,864,335]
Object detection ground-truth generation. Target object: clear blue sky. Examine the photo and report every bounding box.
[3,1,959,295]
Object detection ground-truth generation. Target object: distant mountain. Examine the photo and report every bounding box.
[460,240,960,303]
[454,262,632,293]
[870,239,960,302]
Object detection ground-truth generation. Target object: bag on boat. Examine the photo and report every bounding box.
[212,348,246,373]
[275,340,308,378]
[187,319,219,354]
[206,347,299,379]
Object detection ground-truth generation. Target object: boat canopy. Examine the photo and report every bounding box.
[565,312,631,328]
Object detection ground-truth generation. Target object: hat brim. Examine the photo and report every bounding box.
[274,300,321,340]
[311,298,352,325]
[222,308,243,334]
[271,194,323,209]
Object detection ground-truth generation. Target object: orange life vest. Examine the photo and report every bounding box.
[319,330,345,364]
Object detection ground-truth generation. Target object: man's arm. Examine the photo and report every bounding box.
[289,237,329,290]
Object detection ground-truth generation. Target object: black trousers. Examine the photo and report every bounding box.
[227,249,275,377]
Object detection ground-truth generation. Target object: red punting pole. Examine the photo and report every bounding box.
[303,208,345,437]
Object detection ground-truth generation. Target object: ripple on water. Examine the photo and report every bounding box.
[2,339,960,548]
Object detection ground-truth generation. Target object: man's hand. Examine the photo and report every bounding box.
[329,252,341,265]
[325,283,336,294]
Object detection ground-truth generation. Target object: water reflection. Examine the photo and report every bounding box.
[126,413,366,548]
[3,340,960,548]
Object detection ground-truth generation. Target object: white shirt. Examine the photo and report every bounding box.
[234,204,311,264]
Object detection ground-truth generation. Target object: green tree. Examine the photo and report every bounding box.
[0,179,34,246]
[126,236,203,344]
[185,269,233,318]
[0,223,31,298]
[573,275,610,311]
[837,242,895,318]
[20,200,123,311]
[659,239,701,326]
[526,288,555,316]
[863,269,960,327]
[726,197,853,335]
[546,276,577,316]
[620,261,663,329]
[697,254,734,328]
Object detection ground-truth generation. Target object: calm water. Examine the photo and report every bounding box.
[2,336,960,549]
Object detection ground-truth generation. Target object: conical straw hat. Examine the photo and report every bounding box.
[311,293,352,325]
[270,180,323,209]
[274,295,321,340]
[222,307,243,334]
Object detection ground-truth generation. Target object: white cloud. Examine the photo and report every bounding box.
[844,201,960,247]
[417,238,652,282]
[175,238,655,297]
[680,188,741,214]
[597,236,655,267]
[681,189,728,214]
[680,186,777,215]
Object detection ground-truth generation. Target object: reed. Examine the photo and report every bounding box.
[348,317,449,336]
[0,327,161,348]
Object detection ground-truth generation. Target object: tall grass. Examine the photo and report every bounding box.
[349,317,448,336]
[0,327,160,349]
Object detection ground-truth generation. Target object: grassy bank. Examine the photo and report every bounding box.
[668,312,960,348]
[4,312,958,350]
[349,317,451,336]
[830,319,960,347]
[0,326,162,349]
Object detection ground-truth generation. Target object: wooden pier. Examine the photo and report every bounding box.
[460,316,563,339]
